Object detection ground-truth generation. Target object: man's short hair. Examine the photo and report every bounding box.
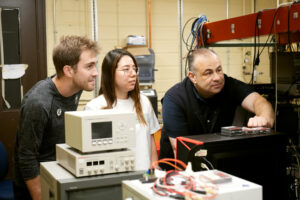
[187,48,217,71]
[52,35,99,78]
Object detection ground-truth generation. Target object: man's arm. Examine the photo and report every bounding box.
[169,137,177,157]
[25,175,41,200]
[16,102,47,200]
[241,92,275,128]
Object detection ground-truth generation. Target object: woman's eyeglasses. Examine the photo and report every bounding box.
[117,65,139,75]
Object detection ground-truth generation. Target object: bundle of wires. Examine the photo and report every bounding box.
[182,15,208,75]
[182,14,208,51]
[152,169,218,200]
[150,158,218,199]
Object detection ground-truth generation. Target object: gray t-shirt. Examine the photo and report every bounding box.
[14,76,82,187]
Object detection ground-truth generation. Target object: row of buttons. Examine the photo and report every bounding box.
[116,139,128,144]
[83,165,135,175]
[84,158,135,167]
[92,139,113,146]
[116,136,128,140]
[79,159,135,175]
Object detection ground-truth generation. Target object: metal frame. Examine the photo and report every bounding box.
[200,3,300,46]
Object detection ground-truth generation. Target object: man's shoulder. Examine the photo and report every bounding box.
[166,77,190,94]
[224,74,246,85]
[162,77,193,106]
[26,77,53,94]
[221,74,254,103]
[22,78,54,109]
[223,74,250,91]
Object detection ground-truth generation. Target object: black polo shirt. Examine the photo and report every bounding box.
[159,74,254,165]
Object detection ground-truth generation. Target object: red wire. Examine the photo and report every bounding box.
[152,179,168,196]
[151,158,187,169]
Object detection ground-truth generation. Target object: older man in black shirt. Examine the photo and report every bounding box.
[159,48,275,168]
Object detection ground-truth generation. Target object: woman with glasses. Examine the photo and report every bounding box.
[85,49,160,170]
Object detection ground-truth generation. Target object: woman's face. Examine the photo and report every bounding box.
[114,55,137,98]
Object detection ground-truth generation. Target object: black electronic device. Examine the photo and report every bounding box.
[276,103,299,145]
[135,48,155,84]
[251,83,275,103]
[141,89,158,117]
[270,52,300,95]
[176,132,288,200]
[251,83,275,95]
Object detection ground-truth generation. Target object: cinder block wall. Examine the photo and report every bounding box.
[46,0,286,114]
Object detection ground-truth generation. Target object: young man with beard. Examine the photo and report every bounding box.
[13,35,99,200]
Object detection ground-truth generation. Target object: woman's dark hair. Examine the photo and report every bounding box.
[99,49,146,125]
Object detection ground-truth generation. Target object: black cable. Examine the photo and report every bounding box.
[199,22,206,47]
[181,17,198,50]
[288,3,293,52]
[250,6,283,84]
[258,7,280,57]
[192,16,208,48]
[182,15,208,75]
[189,19,201,49]
[181,17,199,75]
[186,144,215,171]
[184,50,192,76]
[185,20,200,75]
[250,11,261,84]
